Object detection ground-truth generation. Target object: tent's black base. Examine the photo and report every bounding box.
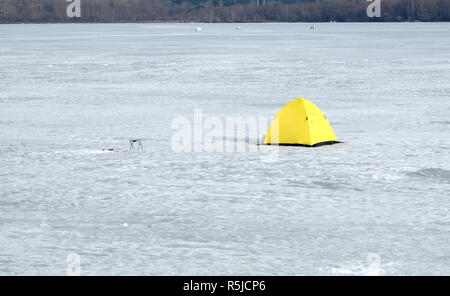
[261,141,341,147]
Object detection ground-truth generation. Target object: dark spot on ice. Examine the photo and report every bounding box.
[407,168,450,183]
[312,181,343,190]
[430,121,450,125]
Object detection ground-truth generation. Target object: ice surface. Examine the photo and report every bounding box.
[0,23,449,275]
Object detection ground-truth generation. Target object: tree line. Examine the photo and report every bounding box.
[0,0,448,23]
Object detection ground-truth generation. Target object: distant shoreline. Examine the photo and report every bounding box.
[1,0,448,24]
[1,21,449,25]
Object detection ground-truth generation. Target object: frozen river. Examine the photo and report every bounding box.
[0,23,449,275]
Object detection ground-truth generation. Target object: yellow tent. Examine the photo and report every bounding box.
[264,98,339,147]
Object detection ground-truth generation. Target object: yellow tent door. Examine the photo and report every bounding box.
[264,98,339,147]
